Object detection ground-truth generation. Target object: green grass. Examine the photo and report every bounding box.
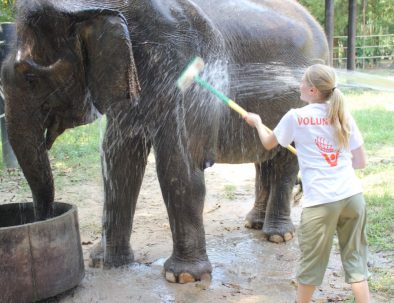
[341,91,394,298]
[223,184,237,200]
[369,267,394,298]
[364,190,394,250]
[352,107,394,151]
[48,120,103,190]
[347,92,394,252]
[49,120,102,166]
[0,4,15,22]
[0,119,103,191]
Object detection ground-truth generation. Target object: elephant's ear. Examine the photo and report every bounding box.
[75,10,140,113]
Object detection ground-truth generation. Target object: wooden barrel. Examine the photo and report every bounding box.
[0,202,84,303]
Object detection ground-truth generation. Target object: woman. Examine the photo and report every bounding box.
[245,64,370,303]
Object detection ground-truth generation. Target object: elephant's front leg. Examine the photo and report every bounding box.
[90,113,151,268]
[155,144,212,283]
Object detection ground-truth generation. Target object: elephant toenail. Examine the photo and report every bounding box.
[269,234,284,243]
[179,272,195,284]
[200,273,212,283]
[165,271,176,283]
[284,232,293,241]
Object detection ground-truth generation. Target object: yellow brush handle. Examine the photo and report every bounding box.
[262,125,297,155]
[228,100,297,155]
[228,100,248,117]
[193,75,297,155]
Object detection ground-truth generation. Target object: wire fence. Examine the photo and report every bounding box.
[333,33,394,69]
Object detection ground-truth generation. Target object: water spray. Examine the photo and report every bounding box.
[176,57,297,155]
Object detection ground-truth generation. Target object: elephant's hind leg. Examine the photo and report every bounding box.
[262,149,299,243]
[245,162,270,230]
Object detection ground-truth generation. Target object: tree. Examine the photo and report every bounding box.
[299,0,393,35]
[300,0,393,68]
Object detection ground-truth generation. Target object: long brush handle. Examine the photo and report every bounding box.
[194,75,297,155]
[194,75,248,117]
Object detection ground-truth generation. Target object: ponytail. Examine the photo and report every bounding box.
[328,88,350,150]
[304,64,350,150]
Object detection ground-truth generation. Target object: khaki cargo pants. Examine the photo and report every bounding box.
[297,193,369,285]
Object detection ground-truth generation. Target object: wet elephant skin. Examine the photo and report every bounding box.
[1,0,328,283]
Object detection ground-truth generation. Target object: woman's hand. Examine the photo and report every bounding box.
[351,145,366,169]
[244,112,279,151]
[244,113,262,128]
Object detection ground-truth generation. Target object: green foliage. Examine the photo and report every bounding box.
[299,0,394,35]
[0,0,15,22]
[299,0,394,68]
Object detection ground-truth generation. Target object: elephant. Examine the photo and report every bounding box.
[1,0,328,283]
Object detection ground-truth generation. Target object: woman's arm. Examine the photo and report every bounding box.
[244,113,279,151]
[351,145,366,169]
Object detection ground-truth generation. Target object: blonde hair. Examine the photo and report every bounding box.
[304,64,350,149]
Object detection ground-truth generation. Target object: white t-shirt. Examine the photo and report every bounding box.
[273,103,364,207]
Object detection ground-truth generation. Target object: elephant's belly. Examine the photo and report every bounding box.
[214,146,277,164]
[213,126,278,164]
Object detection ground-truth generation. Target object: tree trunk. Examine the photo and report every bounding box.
[325,0,334,66]
[347,0,357,70]
[0,22,18,168]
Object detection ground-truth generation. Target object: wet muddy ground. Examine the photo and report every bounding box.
[1,154,392,302]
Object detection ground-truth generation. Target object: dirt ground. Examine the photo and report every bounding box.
[1,154,392,303]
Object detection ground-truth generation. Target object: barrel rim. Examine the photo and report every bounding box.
[0,202,78,230]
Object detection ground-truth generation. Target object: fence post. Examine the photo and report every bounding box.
[325,0,334,66]
[347,0,357,70]
[0,22,18,168]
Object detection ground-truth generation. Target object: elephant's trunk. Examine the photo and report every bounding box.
[6,109,54,220]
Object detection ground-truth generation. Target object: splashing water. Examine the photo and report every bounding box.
[188,62,394,102]
[227,62,303,100]
[336,69,394,93]
[175,58,229,177]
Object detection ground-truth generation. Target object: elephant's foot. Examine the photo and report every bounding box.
[262,218,295,243]
[244,207,265,229]
[164,256,212,284]
[89,241,134,268]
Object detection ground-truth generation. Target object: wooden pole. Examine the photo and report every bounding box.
[325,0,334,66]
[347,0,357,70]
[362,0,367,69]
[0,22,18,168]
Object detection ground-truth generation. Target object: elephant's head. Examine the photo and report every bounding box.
[1,1,140,219]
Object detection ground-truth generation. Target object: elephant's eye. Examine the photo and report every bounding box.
[25,73,39,87]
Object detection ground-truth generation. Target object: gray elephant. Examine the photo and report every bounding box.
[1,0,328,283]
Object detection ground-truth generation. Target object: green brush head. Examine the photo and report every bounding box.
[176,56,205,92]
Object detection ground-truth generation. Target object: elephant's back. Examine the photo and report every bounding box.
[193,0,328,64]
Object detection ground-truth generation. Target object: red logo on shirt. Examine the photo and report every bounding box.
[315,137,339,167]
